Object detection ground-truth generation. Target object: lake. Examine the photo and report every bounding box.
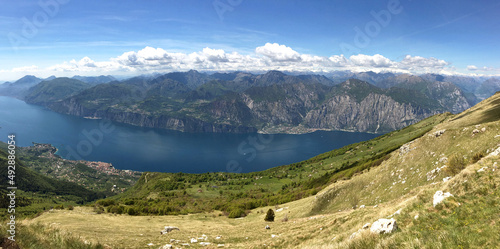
[0,96,380,173]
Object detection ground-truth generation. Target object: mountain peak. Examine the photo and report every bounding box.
[258,70,287,79]
[394,74,424,83]
[187,69,201,75]
[340,78,375,89]
[12,75,43,86]
[264,70,286,76]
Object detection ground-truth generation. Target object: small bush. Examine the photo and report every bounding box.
[228,208,246,218]
[96,199,115,207]
[445,154,466,175]
[54,204,64,210]
[67,205,74,210]
[264,209,275,222]
[127,207,137,216]
[124,199,135,205]
[470,151,485,164]
[93,206,104,214]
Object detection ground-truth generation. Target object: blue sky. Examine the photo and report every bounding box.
[1,0,499,80]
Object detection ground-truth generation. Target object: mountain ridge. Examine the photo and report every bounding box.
[6,71,475,134]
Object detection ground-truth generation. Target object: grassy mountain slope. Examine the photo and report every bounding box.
[16,92,500,248]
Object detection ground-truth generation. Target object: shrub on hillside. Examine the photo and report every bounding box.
[445,154,466,175]
[93,206,104,214]
[96,199,115,207]
[127,207,137,216]
[124,199,135,205]
[107,205,125,214]
[470,151,486,164]
[264,209,275,222]
[228,208,246,218]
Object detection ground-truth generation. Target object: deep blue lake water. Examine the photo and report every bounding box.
[0,96,379,173]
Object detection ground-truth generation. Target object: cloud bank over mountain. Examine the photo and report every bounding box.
[2,43,498,80]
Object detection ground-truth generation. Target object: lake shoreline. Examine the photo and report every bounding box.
[0,96,380,173]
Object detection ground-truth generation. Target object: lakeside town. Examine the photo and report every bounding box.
[19,143,142,194]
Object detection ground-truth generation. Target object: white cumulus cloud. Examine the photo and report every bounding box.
[350,54,393,68]
[397,55,449,72]
[255,43,302,62]
[467,65,478,71]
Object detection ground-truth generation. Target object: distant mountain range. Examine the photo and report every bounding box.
[328,70,498,101]
[0,75,116,99]
[0,70,498,133]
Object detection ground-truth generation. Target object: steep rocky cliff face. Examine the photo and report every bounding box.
[197,80,444,133]
[304,93,437,132]
[51,97,257,133]
[240,82,326,126]
[427,81,471,114]
[379,75,472,113]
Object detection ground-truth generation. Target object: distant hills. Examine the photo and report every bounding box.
[476,77,500,100]
[0,70,498,133]
[0,75,116,99]
[24,78,92,105]
[0,75,45,98]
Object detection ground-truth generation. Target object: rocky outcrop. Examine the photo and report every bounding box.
[427,81,471,113]
[304,93,437,133]
[433,191,453,207]
[95,111,256,133]
[370,218,398,234]
[50,98,257,133]
[160,226,180,234]
[241,82,326,126]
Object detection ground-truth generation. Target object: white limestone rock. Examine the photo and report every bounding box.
[433,191,453,207]
[370,218,398,234]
